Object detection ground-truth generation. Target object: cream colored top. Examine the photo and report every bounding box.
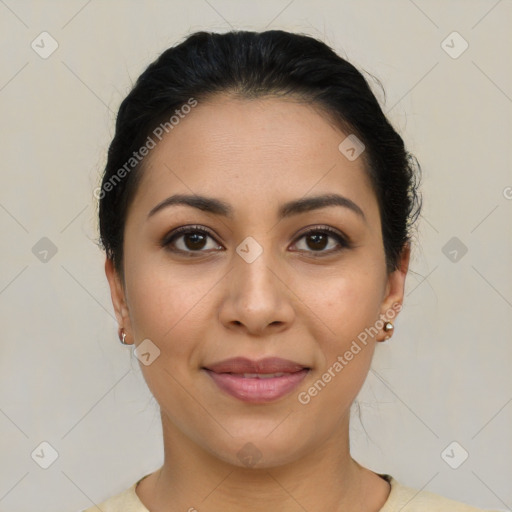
[82,473,498,511]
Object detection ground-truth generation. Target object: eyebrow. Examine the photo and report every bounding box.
[147,193,366,222]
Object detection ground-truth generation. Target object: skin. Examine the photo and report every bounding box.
[105,94,410,512]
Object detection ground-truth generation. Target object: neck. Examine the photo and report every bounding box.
[136,411,390,512]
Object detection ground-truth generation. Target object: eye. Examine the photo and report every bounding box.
[291,226,351,256]
[161,225,222,255]
[161,225,351,257]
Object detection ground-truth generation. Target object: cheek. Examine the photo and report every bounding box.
[123,263,208,418]
[306,265,385,392]
[300,275,380,414]
[316,267,384,334]
[124,259,199,346]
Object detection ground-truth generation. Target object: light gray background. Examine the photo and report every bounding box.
[0,1,511,511]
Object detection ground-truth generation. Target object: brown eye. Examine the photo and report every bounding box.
[305,233,329,251]
[292,227,351,256]
[162,226,222,255]
[182,232,207,250]
[162,225,351,257]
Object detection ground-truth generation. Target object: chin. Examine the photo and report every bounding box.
[203,428,314,470]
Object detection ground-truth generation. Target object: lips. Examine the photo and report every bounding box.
[203,357,310,403]
[204,357,307,374]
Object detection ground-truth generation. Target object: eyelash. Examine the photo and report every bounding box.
[161,224,352,257]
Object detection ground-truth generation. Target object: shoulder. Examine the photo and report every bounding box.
[79,472,499,512]
[379,475,499,512]
[80,475,150,512]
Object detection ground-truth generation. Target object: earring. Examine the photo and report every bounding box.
[381,321,394,341]
[118,328,129,345]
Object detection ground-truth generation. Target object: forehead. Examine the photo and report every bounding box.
[128,95,378,222]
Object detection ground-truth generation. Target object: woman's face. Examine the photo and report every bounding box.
[106,95,409,468]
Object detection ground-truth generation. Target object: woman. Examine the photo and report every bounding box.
[86,30,494,511]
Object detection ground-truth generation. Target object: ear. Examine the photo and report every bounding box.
[377,243,411,340]
[105,258,132,336]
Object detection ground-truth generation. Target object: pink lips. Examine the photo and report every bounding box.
[203,357,310,403]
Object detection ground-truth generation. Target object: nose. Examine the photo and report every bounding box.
[218,247,295,336]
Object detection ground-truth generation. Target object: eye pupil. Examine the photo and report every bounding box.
[307,233,328,251]
[185,233,206,250]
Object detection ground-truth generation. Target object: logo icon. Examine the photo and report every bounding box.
[441,441,469,469]
[31,32,59,59]
[236,237,263,264]
[237,442,263,467]
[338,134,365,161]
[441,32,469,59]
[442,236,468,263]
[32,237,58,263]
[134,339,161,366]
[31,441,59,469]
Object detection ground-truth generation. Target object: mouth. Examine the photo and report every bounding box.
[202,357,311,403]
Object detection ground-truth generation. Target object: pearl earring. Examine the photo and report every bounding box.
[382,321,394,341]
